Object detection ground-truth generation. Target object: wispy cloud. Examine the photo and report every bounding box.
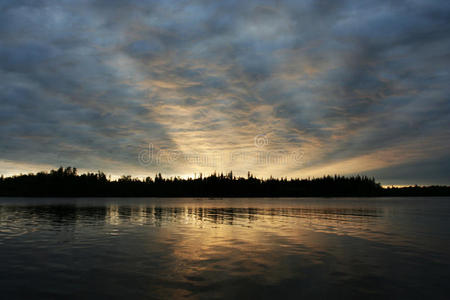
[1,0,449,184]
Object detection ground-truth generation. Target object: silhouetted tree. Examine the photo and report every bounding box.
[0,166,448,197]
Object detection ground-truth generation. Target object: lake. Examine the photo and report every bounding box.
[0,197,449,299]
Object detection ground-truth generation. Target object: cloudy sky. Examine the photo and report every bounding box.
[1,0,449,185]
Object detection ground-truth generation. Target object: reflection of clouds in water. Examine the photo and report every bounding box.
[0,198,449,298]
[102,204,387,242]
[0,201,399,246]
[106,204,120,226]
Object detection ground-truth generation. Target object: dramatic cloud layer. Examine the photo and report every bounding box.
[1,0,450,184]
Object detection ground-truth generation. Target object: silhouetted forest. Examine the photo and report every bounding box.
[0,167,449,197]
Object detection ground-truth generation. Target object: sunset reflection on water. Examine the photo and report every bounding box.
[0,198,449,299]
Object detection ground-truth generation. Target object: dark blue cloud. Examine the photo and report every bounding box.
[0,0,449,183]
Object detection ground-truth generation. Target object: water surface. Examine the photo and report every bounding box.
[0,197,449,299]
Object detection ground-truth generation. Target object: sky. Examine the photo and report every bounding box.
[1,0,450,185]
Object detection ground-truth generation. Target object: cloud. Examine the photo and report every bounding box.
[0,0,449,184]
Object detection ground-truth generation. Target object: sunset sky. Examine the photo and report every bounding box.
[1,0,449,185]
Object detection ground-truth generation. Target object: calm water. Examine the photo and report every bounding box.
[0,197,449,299]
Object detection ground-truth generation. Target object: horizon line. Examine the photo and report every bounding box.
[1,166,449,188]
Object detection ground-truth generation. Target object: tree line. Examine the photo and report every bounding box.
[0,166,449,197]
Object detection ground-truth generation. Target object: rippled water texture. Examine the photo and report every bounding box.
[1,197,449,299]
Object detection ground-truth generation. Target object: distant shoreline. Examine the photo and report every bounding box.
[1,195,450,198]
[1,167,449,197]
